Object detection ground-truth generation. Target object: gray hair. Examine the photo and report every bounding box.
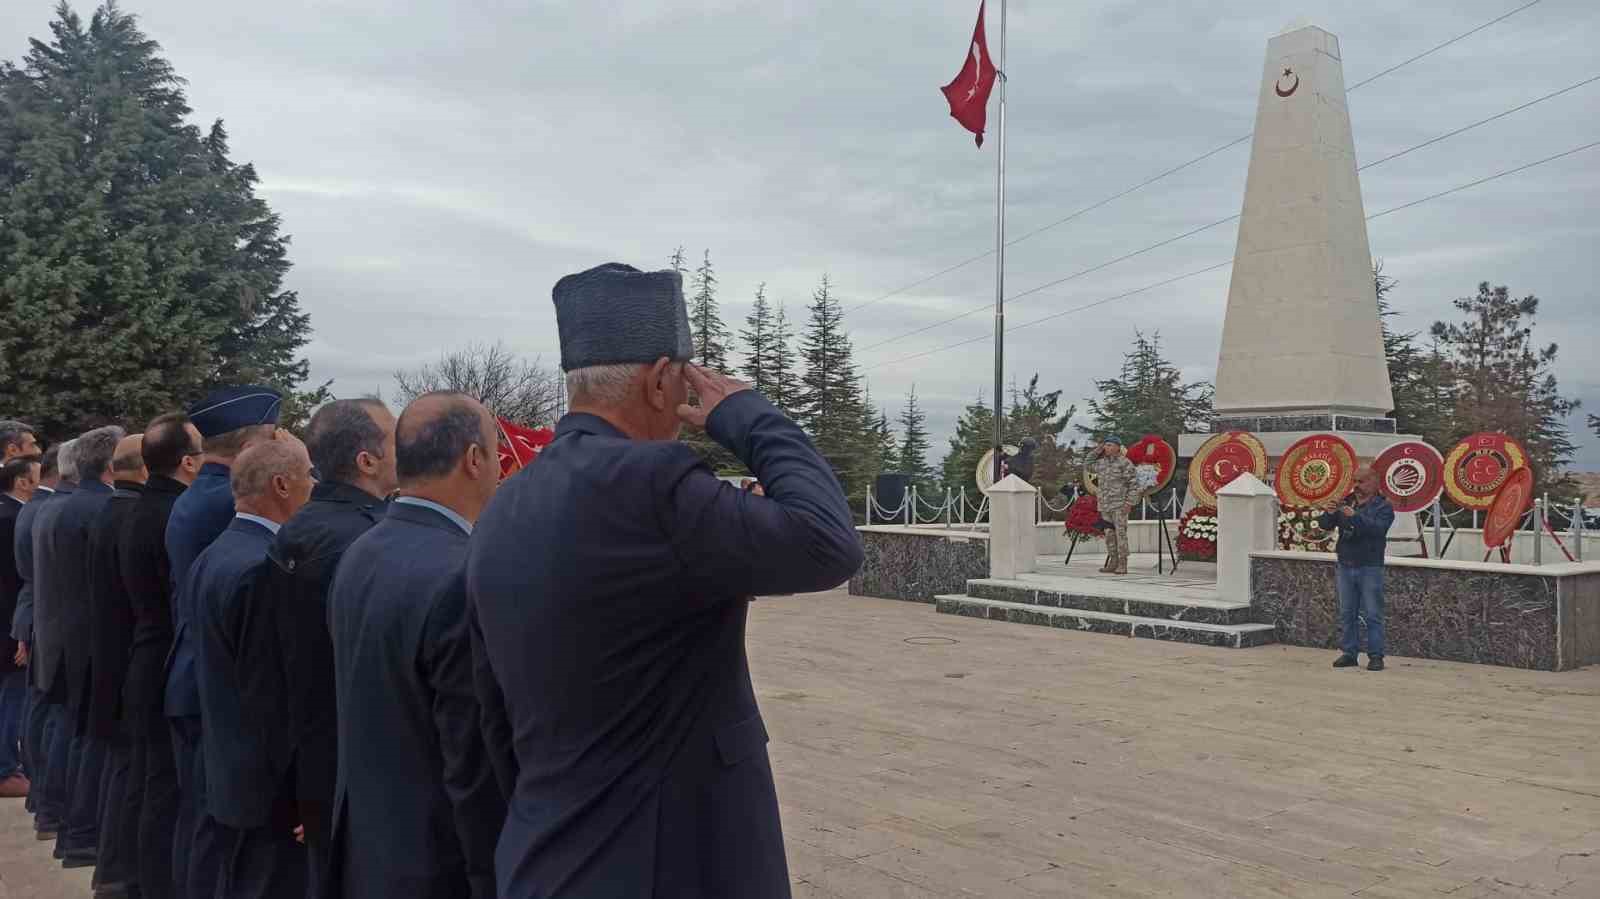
[305,399,389,485]
[56,439,78,481]
[565,363,665,406]
[0,420,35,456]
[73,426,126,480]
[231,441,306,500]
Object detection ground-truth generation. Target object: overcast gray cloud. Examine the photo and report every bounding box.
[4,0,1598,465]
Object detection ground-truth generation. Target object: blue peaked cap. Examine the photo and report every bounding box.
[552,263,693,372]
[187,385,282,437]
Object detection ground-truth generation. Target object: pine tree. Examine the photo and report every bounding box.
[1429,282,1579,498]
[896,386,934,487]
[1007,375,1079,498]
[875,408,898,475]
[739,283,775,396]
[669,245,687,275]
[1375,262,1445,441]
[769,301,801,416]
[0,2,322,438]
[1081,331,1213,445]
[688,249,730,374]
[797,275,870,493]
[940,393,995,495]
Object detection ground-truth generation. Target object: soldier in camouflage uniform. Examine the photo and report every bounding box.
[1089,437,1140,574]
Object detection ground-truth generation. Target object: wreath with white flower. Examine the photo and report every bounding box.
[1277,506,1335,553]
[1177,505,1218,561]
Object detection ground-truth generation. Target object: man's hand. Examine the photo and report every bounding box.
[676,364,752,429]
[293,824,305,845]
[13,641,27,668]
[1339,504,1356,519]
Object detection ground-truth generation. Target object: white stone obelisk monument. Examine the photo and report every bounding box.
[1182,24,1411,462]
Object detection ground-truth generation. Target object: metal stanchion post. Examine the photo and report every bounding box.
[1533,498,1543,565]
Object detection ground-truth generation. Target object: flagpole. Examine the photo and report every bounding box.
[991,0,1008,486]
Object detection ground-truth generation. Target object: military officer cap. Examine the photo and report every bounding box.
[552,262,693,372]
[187,385,283,438]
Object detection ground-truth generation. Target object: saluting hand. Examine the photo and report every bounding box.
[676,364,752,429]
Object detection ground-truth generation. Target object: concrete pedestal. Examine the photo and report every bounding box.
[988,475,1038,580]
[1216,473,1278,602]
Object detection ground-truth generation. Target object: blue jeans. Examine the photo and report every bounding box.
[1337,563,1385,657]
[0,668,26,777]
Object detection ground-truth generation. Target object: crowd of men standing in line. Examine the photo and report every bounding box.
[0,388,511,898]
[0,260,866,899]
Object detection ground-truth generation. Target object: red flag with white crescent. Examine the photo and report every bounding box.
[495,417,554,481]
[940,1,997,147]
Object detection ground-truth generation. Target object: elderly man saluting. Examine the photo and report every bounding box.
[469,262,863,898]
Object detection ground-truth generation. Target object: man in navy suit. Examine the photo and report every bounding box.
[0,453,40,801]
[37,426,125,870]
[469,263,862,898]
[192,438,314,898]
[164,385,282,897]
[13,442,63,837]
[327,392,504,899]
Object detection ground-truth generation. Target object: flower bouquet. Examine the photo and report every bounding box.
[1064,494,1106,537]
[1178,505,1218,561]
[1277,506,1335,552]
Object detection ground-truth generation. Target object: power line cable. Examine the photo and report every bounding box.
[864,137,1599,373]
[842,0,1545,315]
[855,72,1598,355]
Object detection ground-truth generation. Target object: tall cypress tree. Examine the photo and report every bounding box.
[798,274,869,493]
[739,282,775,396]
[897,386,934,487]
[1081,331,1213,444]
[689,249,730,374]
[769,301,801,416]
[0,2,322,437]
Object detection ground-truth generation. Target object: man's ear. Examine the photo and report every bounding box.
[645,357,673,412]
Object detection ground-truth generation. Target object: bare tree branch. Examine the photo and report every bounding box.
[393,342,562,426]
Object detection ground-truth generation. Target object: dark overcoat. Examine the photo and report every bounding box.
[164,462,234,718]
[34,480,110,704]
[467,391,862,899]
[10,486,62,683]
[0,493,23,676]
[326,501,504,899]
[86,482,143,738]
[117,474,186,737]
[262,480,384,849]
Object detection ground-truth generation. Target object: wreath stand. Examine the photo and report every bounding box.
[1154,494,1180,575]
[1482,541,1512,564]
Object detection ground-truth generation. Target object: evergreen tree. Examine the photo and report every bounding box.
[797,274,870,494]
[1006,375,1078,499]
[769,301,801,416]
[1429,282,1579,497]
[1375,262,1446,441]
[0,2,322,438]
[939,393,995,495]
[688,249,730,374]
[1081,331,1213,445]
[875,408,898,475]
[669,245,687,275]
[896,386,934,487]
[739,282,775,396]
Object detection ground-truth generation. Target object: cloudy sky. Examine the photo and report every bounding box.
[5,0,1598,465]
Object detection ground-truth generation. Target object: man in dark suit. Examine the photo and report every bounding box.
[13,443,62,836]
[327,393,504,899]
[120,413,204,898]
[469,263,862,898]
[164,385,282,897]
[262,398,395,892]
[193,438,314,898]
[37,425,125,869]
[0,454,40,800]
[83,434,148,895]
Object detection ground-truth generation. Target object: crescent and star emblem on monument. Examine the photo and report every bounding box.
[1275,67,1299,98]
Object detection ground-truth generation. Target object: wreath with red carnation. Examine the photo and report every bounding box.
[1064,494,1104,537]
[1177,505,1218,561]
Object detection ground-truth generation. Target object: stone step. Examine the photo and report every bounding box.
[935,595,1277,649]
[966,578,1257,626]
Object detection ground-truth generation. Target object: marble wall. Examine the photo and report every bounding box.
[1249,553,1600,670]
[848,527,988,604]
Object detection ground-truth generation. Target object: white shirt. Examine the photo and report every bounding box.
[234,512,282,535]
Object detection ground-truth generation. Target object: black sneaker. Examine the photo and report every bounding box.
[1332,654,1358,668]
[1367,655,1385,672]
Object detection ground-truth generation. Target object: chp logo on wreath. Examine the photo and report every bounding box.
[1372,440,1445,513]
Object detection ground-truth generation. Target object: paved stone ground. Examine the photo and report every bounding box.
[5,588,1599,897]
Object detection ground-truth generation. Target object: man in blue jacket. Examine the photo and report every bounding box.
[164,385,282,897]
[1319,468,1395,671]
[469,262,863,899]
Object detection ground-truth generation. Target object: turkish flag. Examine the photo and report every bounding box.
[940,1,997,147]
[495,417,554,481]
